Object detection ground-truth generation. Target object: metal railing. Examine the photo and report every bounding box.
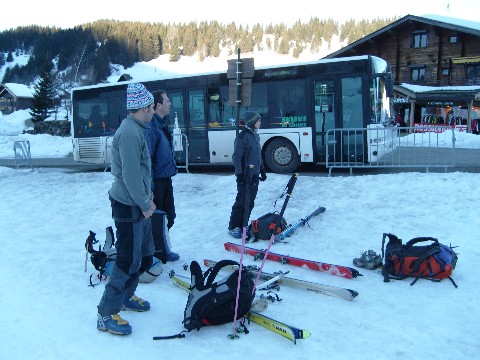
[13,140,32,169]
[326,126,457,175]
[173,133,189,173]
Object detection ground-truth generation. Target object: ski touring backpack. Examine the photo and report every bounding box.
[85,227,117,286]
[85,227,163,286]
[183,260,255,332]
[247,212,287,241]
[381,233,458,287]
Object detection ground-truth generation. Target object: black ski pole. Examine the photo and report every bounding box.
[252,173,298,293]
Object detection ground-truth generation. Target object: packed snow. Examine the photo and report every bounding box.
[1,107,479,359]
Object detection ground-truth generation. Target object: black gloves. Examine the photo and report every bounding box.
[236,173,246,185]
[259,169,267,182]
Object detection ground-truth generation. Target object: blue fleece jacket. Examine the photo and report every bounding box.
[145,113,177,179]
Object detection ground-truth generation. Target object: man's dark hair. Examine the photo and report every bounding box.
[153,90,167,107]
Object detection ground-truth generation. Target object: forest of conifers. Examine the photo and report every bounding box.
[0,17,397,87]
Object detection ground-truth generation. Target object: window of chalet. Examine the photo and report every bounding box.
[410,66,426,81]
[412,30,427,48]
[441,68,449,76]
[466,64,480,85]
[449,36,458,43]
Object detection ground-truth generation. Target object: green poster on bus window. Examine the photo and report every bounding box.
[282,116,307,128]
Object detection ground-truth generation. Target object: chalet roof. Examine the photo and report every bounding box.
[324,14,480,59]
[0,83,35,98]
[395,83,480,102]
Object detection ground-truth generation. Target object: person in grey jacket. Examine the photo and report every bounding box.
[145,90,179,263]
[228,111,267,238]
[97,83,156,336]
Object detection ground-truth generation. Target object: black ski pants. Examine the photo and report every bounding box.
[228,175,259,230]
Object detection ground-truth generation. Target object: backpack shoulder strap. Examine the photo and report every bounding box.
[205,260,239,286]
[189,261,205,291]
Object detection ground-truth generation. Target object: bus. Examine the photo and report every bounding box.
[71,55,394,173]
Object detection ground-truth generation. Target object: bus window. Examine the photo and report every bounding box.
[189,90,205,126]
[268,79,306,128]
[342,76,364,159]
[74,100,115,136]
[169,92,185,129]
[314,79,335,160]
[341,77,363,128]
[208,89,222,128]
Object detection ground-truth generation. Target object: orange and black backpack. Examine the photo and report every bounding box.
[248,212,287,241]
[381,233,458,287]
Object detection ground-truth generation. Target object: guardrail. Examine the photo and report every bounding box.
[173,133,189,173]
[14,140,32,169]
[326,126,456,175]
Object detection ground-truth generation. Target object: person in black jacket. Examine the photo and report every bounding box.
[144,90,179,262]
[228,111,267,238]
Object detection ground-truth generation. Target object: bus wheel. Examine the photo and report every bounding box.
[264,138,300,173]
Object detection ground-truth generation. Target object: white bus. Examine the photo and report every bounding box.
[71,55,394,173]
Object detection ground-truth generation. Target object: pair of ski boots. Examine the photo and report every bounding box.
[353,250,382,270]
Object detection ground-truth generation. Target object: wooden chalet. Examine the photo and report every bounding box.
[324,15,480,132]
[0,83,34,114]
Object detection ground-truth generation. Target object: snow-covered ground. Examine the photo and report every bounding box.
[0,112,479,359]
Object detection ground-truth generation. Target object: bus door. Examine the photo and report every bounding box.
[312,76,365,162]
[313,78,337,162]
[185,88,209,163]
[169,89,209,164]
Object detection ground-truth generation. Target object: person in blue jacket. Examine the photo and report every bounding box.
[144,90,180,262]
[228,111,267,238]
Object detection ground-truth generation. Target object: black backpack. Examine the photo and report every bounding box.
[183,260,255,331]
[85,227,116,286]
[247,212,287,241]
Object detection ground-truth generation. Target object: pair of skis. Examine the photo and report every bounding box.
[224,242,362,279]
[170,275,310,343]
[204,259,358,301]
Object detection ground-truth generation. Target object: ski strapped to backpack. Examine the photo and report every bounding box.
[381,233,458,287]
[275,206,326,242]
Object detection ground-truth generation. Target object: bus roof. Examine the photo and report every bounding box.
[72,55,377,93]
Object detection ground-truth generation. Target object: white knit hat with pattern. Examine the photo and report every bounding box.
[126,83,154,110]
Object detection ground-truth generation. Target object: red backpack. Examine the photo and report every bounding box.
[381,233,458,287]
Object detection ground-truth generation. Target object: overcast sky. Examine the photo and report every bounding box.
[1,0,479,31]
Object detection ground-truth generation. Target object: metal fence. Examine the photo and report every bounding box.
[326,126,458,175]
[14,140,32,169]
[173,133,189,173]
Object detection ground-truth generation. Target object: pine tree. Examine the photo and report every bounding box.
[30,61,57,123]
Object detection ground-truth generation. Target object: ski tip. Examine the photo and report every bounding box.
[301,329,312,339]
[348,289,359,299]
[350,268,363,278]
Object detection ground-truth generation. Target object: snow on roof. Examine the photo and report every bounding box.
[400,83,480,93]
[421,14,480,32]
[3,83,35,98]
